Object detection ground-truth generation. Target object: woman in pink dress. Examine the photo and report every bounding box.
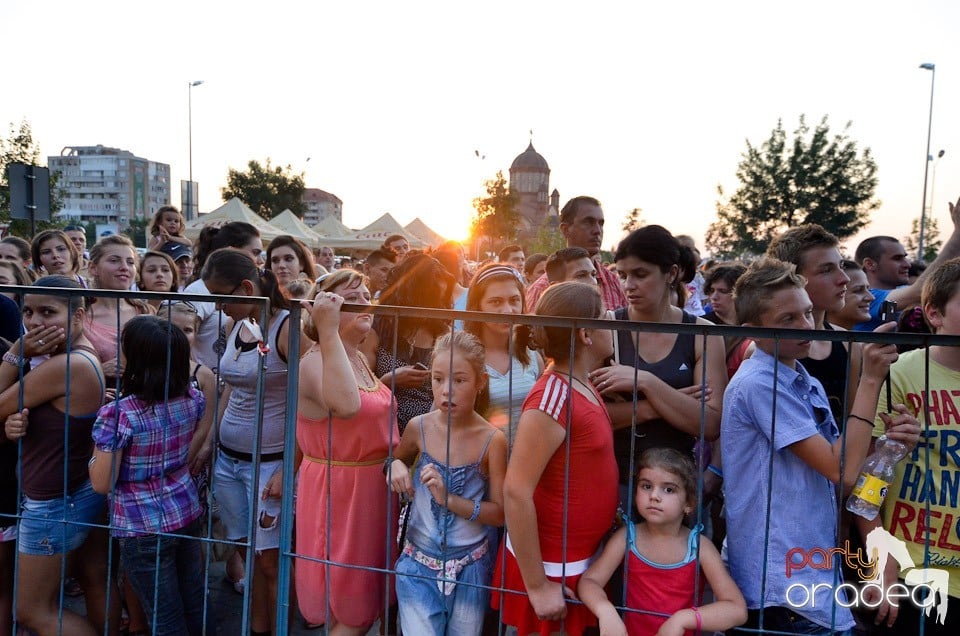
[296,269,399,635]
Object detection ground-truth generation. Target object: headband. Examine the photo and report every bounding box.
[475,265,524,287]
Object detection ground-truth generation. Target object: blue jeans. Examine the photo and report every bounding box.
[118,518,210,636]
[18,480,105,555]
[735,607,852,635]
[395,540,493,636]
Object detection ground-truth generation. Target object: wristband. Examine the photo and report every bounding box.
[706,464,723,478]
[692,606,702,634]
[468,495,481,522]
[2,351,25,368]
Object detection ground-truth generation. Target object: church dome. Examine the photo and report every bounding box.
[510,142,549,171]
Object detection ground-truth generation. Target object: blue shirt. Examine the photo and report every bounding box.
[853,288,898,331]
[722,347,854,631]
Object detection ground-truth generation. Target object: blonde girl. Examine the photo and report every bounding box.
[387,331,506,636]
[578,448,747,635]
[147,205,191,252]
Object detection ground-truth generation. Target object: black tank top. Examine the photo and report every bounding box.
[799,323,849,427]
[611,308,698,486]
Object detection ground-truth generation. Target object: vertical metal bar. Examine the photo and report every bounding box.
[275,303,300,635]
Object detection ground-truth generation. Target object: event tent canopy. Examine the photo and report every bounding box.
[319,213,427,251]
[270,209,323,248]
[404,218,447,248]
[311,215,354,238]
[184,197,283,244]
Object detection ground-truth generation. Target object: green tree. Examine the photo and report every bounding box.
[706,115,879,259]
[622,207,645,234]
[528,215,565,257]
[221,158,306,221]
[470,171,521,250]
[903,216,941,263]
[1,120,64,238]
[122,217,150,248]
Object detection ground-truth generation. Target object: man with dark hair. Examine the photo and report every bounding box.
[525,196,626,310]
[362,249,396,297]
[853,195,960,330]
[544,247,598,286]
[498,244,525,272]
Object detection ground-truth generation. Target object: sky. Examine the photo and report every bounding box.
[3,1,960,256]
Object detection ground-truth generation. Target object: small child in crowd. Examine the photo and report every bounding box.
[578,447,747,635]
[722,257,920,635]
[89,315,208,636]
[388,331,507,636]
[147,205,191,252]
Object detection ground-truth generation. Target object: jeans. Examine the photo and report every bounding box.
[18,480,105,555]
[213,453,282,551]
[118,518,210,636]
[732,607,852,635]
[395,540,493,636]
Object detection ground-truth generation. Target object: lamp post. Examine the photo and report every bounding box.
[187,80,204,220]
[918,63,935,262]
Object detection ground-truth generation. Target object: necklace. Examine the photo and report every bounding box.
[352,351,378,392]
[554,368,595,395]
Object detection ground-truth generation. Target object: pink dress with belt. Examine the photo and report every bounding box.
[295,379,399,627]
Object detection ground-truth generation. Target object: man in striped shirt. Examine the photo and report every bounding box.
[525,196,626,312]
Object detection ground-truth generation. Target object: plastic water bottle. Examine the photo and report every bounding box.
[846,435,908,520]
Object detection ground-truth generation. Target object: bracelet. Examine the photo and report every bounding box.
[706,464,723,479]
[848,414,874,427]
[468,495,481,522]
[88,455,97,468]
[2,351,25,367]
[692,606,702,633]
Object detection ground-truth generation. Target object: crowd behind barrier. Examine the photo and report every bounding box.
[0,283,957,635]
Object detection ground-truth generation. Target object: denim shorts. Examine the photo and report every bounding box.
[18,480,106,556]
[212,453,283,552]
[395,540,493,636]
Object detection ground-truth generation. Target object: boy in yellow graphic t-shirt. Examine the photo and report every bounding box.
[857,257,960,635]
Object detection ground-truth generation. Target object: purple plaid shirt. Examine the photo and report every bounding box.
[92,388,205,537]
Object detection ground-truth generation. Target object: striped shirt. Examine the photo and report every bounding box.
[92,388,205,537]
[524,261,626,312]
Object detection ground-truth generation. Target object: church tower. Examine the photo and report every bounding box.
[509,142,552,235]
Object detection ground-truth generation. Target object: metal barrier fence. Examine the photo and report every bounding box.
[1,282,957,635]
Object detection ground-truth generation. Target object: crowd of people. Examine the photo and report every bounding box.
[0,194,958,636]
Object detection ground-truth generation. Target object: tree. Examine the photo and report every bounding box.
[470,171,521,251]
[622,207,645,234]
[903,216,941,263]
[528,215,565,257]
[706,115,879,259]
[221,158,306,221]
[122,217,150,248]
[1,120,64,238]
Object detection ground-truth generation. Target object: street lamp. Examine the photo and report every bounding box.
[187,80,204,220]
[918,63,935,262]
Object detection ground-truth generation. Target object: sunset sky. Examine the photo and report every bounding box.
[3,1,959,255]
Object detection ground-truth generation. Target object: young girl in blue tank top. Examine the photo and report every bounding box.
[387,331,507,636]
[578,448,747,636]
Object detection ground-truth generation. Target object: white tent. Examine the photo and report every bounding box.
[184,197,283,244]
[405,218,447,248]
[311,215,354,238]
[270,209,323,248]
[320,213,427,251]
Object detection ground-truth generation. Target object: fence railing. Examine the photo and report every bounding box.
[0,283,956,635]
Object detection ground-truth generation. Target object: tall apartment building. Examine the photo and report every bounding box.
[302,188,343,226]
[48,145,171,225]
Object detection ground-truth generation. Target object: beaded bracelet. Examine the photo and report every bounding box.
[468,496,481,522]
[2,351,25,368]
